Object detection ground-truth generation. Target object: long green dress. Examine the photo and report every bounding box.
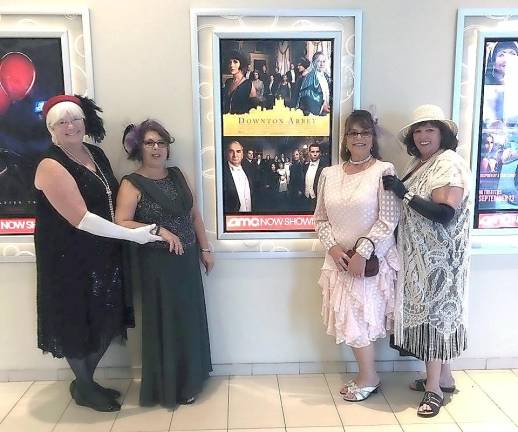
[124,167,212,407]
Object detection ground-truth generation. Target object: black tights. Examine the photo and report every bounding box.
[66,336,112,387]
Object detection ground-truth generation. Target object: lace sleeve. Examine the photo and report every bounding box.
[428,150,471,198]
[314,168,338,251]
[356,164,400,258]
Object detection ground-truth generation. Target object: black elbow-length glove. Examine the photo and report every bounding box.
[382,175,455,225]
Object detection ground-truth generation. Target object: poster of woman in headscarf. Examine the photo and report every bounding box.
[0,37,65,234]
[217,37,336,235]
[476,37,518,229]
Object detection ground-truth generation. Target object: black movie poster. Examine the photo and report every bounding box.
[0,37,65,234]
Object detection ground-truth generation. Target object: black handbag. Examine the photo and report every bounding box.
[345,236,379,277]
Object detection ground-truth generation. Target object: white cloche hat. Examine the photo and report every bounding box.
[398,104,458,143]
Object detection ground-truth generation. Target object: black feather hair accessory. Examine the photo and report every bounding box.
[75,94,106,143]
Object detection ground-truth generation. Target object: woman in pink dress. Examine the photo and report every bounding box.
[314,110,400,402]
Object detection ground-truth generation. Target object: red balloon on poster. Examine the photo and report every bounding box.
[0,84,10,115]
[0,52,36,101]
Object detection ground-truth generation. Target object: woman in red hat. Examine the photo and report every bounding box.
[34,95,161,412]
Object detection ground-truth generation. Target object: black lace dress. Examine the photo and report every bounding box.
[35,144,133,359]
[123,167,212,407]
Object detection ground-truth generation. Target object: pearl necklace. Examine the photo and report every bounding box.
[349,154,372,165]
[56,144,115,222]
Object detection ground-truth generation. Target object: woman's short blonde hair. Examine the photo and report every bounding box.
[46,102,85,144]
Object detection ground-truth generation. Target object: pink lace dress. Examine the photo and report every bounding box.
[314,161,400,347]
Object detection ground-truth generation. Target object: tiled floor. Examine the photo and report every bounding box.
[1,371,517,431]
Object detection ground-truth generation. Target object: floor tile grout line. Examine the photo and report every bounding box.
[227,427,287,431]
[168,406,175,431]
[381,390,404,430]
[444,369,515,424]
[50,381,74,432]
[168,378,175,431]
[376,373,417,429]
[110,378,135,432]
[50,399,73,432]
[276,374,288,431]
[375,376,405,431]
[0,380,36,425]
[459,369,518,427]
[322,372,345,430]
[226,375,230,432]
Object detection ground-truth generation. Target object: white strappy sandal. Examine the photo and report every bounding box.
[342,381,381,402]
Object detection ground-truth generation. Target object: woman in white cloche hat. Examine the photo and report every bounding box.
[382,104,472,418]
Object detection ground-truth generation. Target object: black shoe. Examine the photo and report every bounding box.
[417,390,443,418]
[178,396,196,405]
[411,378,456,393]
[70,381,121,412]
[71,379,121,399]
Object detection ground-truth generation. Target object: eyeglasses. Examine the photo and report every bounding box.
[143,140,170,148]
[346,131,373,138]
[55,118,83,128]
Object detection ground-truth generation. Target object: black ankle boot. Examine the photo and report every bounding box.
[70,380,121,412]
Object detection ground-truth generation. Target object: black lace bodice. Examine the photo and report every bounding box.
[126,168,196,249]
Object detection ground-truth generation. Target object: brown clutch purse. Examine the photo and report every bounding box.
[345,236,379,277]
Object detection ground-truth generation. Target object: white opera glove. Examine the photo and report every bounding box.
[76,211,162,244]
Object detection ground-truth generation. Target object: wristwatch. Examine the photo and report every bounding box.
[200,248,211,253]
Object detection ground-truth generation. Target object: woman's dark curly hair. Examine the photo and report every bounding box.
[403,120,458,157]
[340,110,380,161]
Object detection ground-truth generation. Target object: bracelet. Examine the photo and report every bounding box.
[200,248,211,253]
[403,191,415,204]
[152,225,161,235]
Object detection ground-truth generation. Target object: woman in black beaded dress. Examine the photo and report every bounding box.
[34,95,160,412]
[115,119,214,408]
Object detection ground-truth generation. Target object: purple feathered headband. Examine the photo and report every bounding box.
[122,120,176,155]
[122,123,138,154]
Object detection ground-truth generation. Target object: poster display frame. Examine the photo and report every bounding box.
[191,9,362,255]
[453,9,518,245]
[0,8,94,261]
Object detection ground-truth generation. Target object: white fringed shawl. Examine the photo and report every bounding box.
[394,150,472,361]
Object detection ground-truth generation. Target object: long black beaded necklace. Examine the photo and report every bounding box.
[56,144,115,221]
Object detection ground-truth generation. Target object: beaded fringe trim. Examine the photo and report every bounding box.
[395,322,467,362]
